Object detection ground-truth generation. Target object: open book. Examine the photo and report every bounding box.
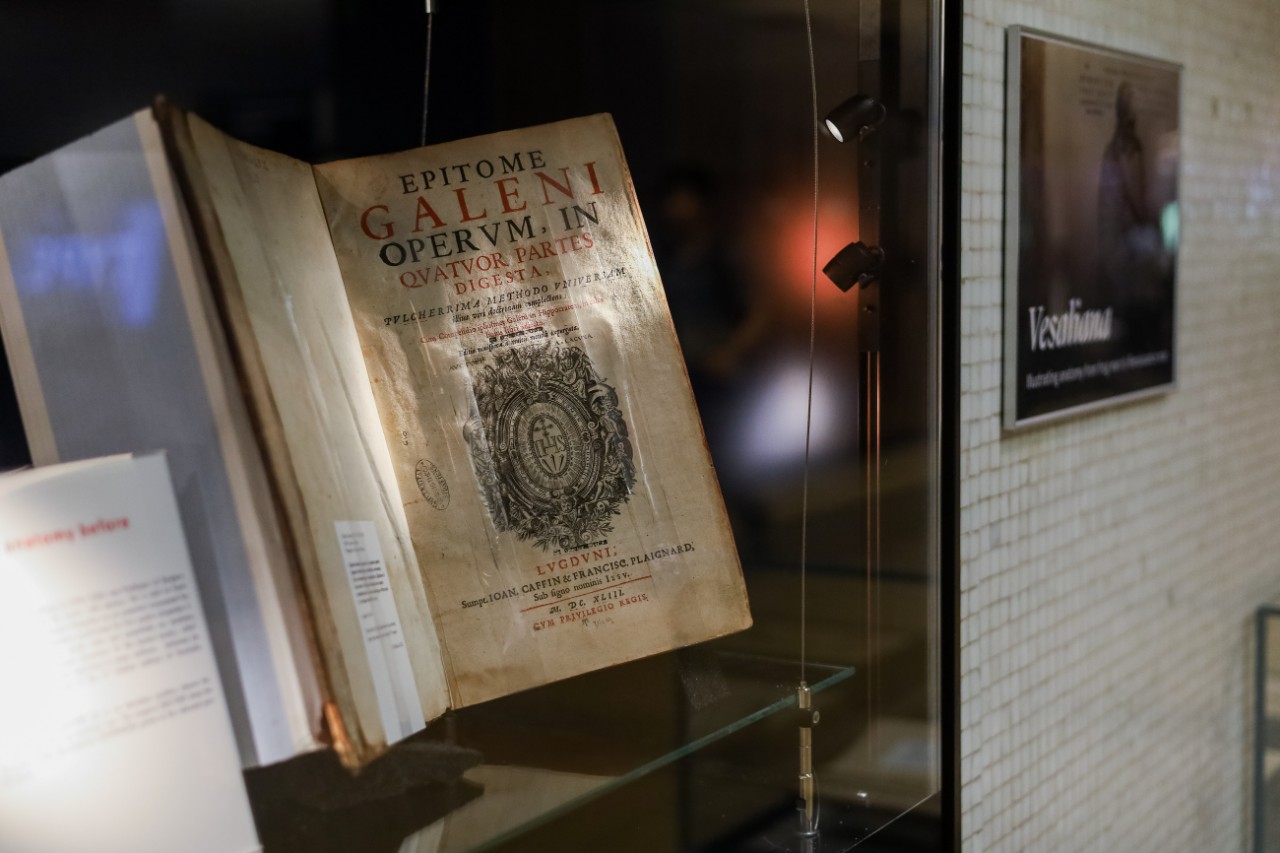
[0,105,750,769]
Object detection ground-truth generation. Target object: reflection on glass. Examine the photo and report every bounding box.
[243,0,944,849]
[10,201,165,328]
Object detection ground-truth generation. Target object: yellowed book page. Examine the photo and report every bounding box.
[178,114,450,762]
[314,114,750,708]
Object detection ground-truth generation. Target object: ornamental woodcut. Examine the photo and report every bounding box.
[465,341,634,553]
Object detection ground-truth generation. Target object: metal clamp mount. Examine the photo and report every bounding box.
[797,682,821,839]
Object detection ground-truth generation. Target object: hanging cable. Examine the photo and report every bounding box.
[800,0,819,689]
[796,0,822,844]
[420,2,436,147]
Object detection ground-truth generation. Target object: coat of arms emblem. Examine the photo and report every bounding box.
[464,341,635,552]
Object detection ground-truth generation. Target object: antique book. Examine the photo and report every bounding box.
[0,454,260,853]
[0,105,750,769]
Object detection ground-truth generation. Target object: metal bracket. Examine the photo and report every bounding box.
[796,682,820,839]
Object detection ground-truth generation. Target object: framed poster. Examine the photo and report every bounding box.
[1004,28,1181,429]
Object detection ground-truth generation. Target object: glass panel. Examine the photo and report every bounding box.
[249,0,943,849]
[0,0,944,848]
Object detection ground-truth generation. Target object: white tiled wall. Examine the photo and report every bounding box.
[960,0,1280,850]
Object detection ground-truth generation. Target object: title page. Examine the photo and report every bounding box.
[314,115,750,706]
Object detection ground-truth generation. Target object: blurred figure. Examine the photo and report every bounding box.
[652,167,767,410]
[1097,81,1169,347]
[1097,82,1149,275]
[652,167,770,550]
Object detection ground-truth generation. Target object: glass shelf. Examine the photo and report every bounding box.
[461,663,856,853]
[246,654,857,853]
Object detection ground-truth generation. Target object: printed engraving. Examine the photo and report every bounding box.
[464,341,635,552]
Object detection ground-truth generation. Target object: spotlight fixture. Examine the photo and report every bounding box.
[822,241,884,292]
[822,95,886,143]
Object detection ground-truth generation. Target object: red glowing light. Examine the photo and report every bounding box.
[753,194,861,322]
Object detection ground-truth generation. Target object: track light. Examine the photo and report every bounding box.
[821,95,887,291]
[822,95,886,143]
[822,241,884,292]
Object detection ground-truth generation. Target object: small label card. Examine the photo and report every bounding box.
[336,520,424,743]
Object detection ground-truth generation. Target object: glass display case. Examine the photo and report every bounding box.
[0,0,954,850]
[244,1,948,850]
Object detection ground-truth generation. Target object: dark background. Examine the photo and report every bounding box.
[0,0,881,476]
[0,2,947,848]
